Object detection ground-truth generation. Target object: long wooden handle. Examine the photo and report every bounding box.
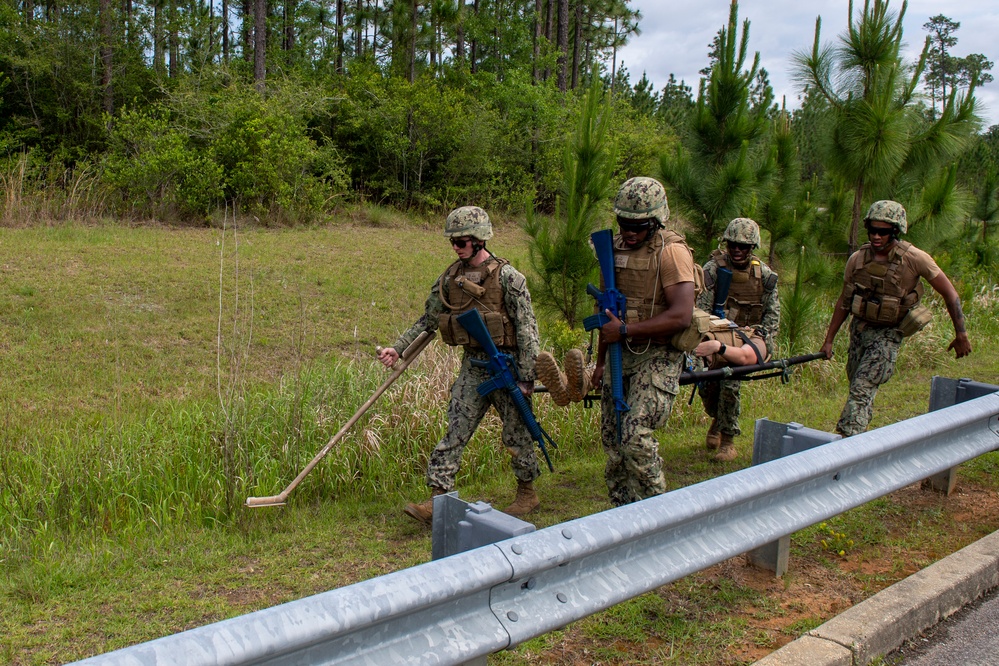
[277,331,436,498]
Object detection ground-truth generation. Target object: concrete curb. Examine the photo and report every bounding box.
[752,529,999,666]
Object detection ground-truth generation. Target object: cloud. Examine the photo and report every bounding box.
[618,0,999,127]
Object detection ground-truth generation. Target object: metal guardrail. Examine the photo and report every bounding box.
[73,387,999,666]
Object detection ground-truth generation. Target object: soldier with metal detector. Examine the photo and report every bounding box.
[377,206,544,525]
[588,177,701,507]
[820,200,971,436]
[695,218,780,462]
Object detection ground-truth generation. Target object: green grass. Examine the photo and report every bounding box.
[2,219,999,664]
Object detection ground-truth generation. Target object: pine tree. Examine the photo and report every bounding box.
[659,0,775,256]
[794,0,981,253]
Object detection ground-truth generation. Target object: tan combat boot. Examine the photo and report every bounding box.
[564,348,593,403]
[503,481,540,517]
[713,433,738,462]
[403,487,446,525]
[705,420,721,450]
[536,351,571,406]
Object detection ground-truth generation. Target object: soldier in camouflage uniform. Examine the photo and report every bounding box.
[591,177,699,506]
[378,206,542,524]
[821,200,971,436]
[695,218,780,462]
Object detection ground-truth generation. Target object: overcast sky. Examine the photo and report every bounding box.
[616,0,999,128]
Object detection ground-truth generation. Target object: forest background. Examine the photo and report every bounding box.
[3,0,999,663]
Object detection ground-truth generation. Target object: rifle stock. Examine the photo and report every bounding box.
[583,229,629,441]
[454,309,557,472]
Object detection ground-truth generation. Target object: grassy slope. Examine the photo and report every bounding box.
[1,219,997,665]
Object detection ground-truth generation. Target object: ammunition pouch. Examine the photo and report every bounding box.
[726,299,764,328]
[896,304,933,337]
[438,311,513,348]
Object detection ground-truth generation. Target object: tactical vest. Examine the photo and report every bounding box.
[845,241,923,326]
[711,250,765,327]
[614,229,700,345]
[436,257,518,348]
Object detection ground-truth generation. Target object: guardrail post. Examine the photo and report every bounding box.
[430,495,536,666]
[431,493,536,561]
[748,420,841,576]
[925,377,999,494]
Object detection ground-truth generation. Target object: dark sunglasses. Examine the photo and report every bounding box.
[449,237,472,248]
[618,220,651,233]
[726,241,753,252]
[866,225,894,238]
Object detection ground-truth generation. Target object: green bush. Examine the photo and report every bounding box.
[103,107,224,218]
[102,80,350,222]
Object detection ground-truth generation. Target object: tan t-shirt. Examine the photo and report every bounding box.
[657,239,698,291]
[837,242,941,307]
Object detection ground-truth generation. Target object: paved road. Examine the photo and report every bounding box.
[892,586,999,665]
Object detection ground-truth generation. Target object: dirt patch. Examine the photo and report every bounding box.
[719,482,999,664]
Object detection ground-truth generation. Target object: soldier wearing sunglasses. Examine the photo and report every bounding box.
[820,200,971,437]
[378,206,542,524]
[695,217,780,462]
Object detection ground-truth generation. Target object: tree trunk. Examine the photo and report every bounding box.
[556,0,568,91]
[493,0,501,76]
[243,0,253,63]
[24,0,34,21]
[284,0,296,52]
[100,0,113,114]
[168,0,178,78]
[532,0,541,83]
[355,0,362,58]
[153,0,165,74]
[470,0,479,73]
[455,0,465,62]
[570,0,581,89]
[409,0,417,83]
[610,16,617,97]
[543,0,552,80]
[335,0,343,72]
[850,179,865,254]
[222,0,230,62]
[254,0,266,90]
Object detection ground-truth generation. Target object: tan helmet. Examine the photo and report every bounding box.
[723,217,761,247]
[613,177,670,224]
[864,200,907,234]
[443,206,493,241]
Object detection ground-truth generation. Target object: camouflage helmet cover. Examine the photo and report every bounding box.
[723,217,761,247]
[444,206,493,241]
[864,200,907,234]
[613,177,670,223]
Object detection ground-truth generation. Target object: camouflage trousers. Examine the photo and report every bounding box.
[836,319,903,437]
[426,355,541,491]
[600,349,682,506]
[697,378,742,436]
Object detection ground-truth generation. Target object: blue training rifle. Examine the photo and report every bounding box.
[583,228,629,442]
[711,266,734,318]
[455,308,557,472]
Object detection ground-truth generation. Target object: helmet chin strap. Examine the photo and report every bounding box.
[460,239,487,264]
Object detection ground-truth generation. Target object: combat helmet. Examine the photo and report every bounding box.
[864,200,907,234]
[613,177,670,225]
[723,217,761,247]
[444,206,493,241]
